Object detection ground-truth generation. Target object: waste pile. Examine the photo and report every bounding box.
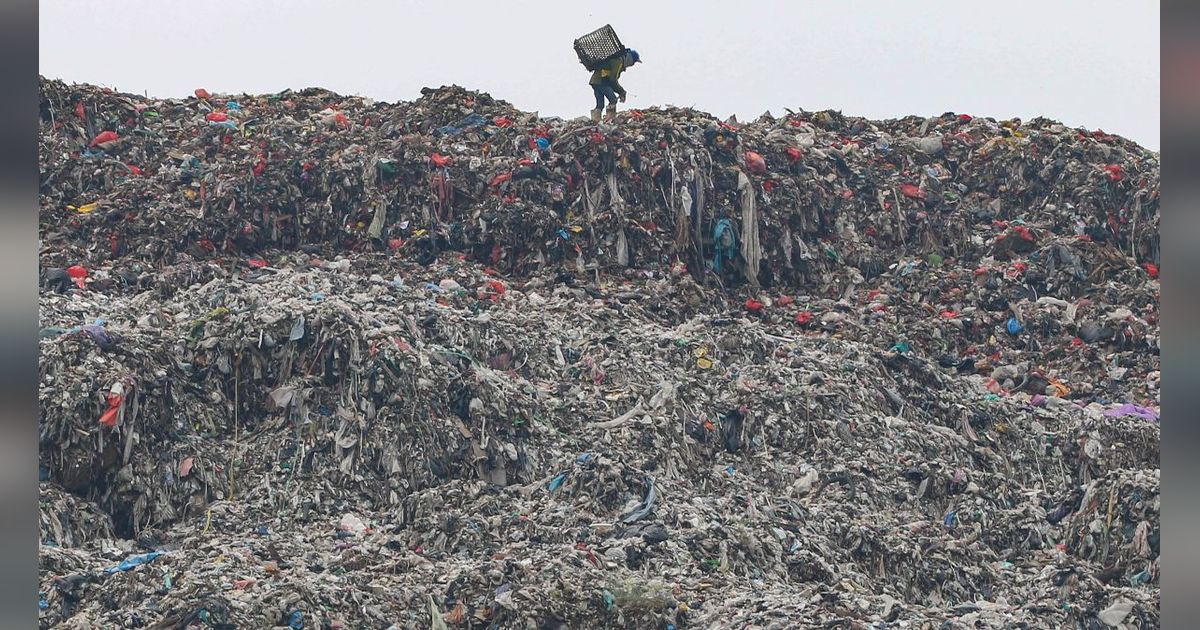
[39,76,1159,628]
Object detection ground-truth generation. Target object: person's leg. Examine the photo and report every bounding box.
[600,82,619,119]
[602,82,619,119]
[591,85,605,121]
[600,82,618,106]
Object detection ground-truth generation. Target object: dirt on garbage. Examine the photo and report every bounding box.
[39,76,1159,629]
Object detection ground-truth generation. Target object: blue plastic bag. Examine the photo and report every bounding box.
[105,551,164,574]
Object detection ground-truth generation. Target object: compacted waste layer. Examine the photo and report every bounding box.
[38,77,1159,629]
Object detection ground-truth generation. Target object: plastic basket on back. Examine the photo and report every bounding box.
[574,24,625,71]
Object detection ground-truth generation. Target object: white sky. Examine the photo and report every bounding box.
[40,0,1159,150]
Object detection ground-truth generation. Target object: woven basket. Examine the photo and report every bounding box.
[573,24,625,71]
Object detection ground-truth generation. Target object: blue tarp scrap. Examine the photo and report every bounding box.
[105,551,164,574]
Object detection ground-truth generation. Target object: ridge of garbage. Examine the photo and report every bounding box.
[39,76,1159,628]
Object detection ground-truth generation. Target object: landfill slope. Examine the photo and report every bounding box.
[39,77,1159,629]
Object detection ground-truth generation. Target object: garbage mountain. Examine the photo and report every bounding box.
[39,77,1159,629]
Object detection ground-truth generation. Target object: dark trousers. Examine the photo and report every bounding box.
[592,82,618,110]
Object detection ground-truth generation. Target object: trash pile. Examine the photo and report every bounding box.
[39,77,1159,628]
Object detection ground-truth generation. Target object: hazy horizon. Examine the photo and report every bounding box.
[39,0,1160,150]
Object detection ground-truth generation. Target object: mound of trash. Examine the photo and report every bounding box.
[38,77,1159,628]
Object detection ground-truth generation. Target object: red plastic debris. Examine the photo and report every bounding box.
[776,296,795,307]
[98,392,122,428]
[489,172,512,188]
[744,151,767,175]
[252,159,267,177]
[1144,262,1159,278]
[126,165,143,176]
[247,258,268,268]
[1012,225,1035,241]
[900,183,926,200]
[795,311,814,325]
[493,116,513,127]
[389,238,404,250]
[67,265,88,288]
[90,130,119,147]
[430,153,452,168]
[194,88,211,100]
[478,280,507,303]
[589,132,606,144]
[786,147,802,162]
[1104,164,1124,182]
[74,101,86,119]
[206,111,228,122]
[941,310,958,318]
[762,179,777,193]
[744,298,765,312]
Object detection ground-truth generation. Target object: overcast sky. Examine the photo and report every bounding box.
[40,0,1159,150]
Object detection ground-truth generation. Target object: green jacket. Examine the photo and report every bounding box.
[589,57,627,95]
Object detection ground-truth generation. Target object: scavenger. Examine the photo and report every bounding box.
[589,48,640,122]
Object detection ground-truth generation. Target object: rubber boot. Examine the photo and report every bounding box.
[590,108,602,122]
[605,105,617,121]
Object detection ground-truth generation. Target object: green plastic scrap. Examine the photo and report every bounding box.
[428,595,448,630]
[1129,569,1152,586]
[602,589,616,610]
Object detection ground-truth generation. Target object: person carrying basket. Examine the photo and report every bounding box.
[588,48,640,122]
